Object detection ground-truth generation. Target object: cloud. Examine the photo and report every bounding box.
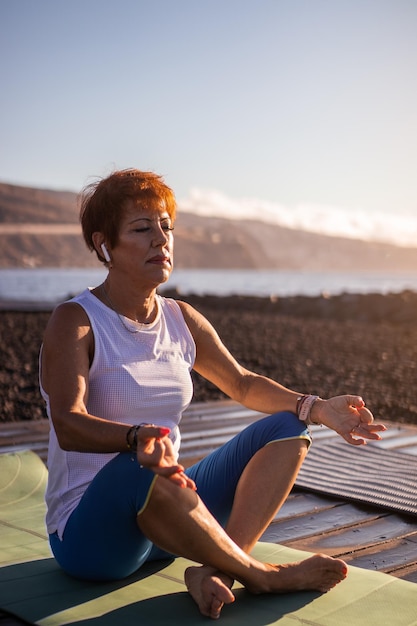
[179,189,417,248]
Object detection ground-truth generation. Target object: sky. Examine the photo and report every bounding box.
[1,0,417,246]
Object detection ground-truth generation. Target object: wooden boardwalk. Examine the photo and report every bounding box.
[1,400,417,585]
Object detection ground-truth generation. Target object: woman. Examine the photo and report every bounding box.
[40,169,385,620]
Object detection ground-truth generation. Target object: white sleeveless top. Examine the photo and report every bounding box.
[41,289,196,538]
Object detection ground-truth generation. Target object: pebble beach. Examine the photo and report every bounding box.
[1,290,417,426]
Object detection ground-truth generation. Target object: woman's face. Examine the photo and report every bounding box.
[111,200,174,288]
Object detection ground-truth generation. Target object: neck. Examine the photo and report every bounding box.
[100,281,157,324]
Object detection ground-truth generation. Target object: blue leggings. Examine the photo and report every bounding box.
[50,412,310,581]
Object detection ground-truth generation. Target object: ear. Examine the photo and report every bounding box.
[100,243,111,263]
[92,232,111,264]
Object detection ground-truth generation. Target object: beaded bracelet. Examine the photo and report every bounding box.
[126,423,147,451]
[296,394,320,425]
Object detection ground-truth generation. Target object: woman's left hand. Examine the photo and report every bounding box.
[310,395,386,446]
[136,425,197,490]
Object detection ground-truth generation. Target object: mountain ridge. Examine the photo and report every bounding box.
[1,181,417,271]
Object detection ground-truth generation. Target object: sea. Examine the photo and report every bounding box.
[1,268,417,304]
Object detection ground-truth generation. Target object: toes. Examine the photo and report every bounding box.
[185,566,235,619]
[210,598,223,619]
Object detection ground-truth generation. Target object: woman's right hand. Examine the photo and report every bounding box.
[136,425,196,490]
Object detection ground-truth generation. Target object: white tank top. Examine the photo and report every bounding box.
[41,289,196,537]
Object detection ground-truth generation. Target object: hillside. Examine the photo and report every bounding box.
[1,181,417,270]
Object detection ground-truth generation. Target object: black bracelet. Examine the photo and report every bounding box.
[126,425,136,450]
[126,423,147,451]
[132,424,141,450]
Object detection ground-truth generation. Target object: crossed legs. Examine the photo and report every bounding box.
[137,437,347,619]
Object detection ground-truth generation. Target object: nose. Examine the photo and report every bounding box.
[152,222,170,246]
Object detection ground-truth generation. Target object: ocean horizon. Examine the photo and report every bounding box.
[1,267,417,304]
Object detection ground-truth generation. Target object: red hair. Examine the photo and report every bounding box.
[79,169,176,260]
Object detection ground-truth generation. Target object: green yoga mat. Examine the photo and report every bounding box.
[1,450,416,626]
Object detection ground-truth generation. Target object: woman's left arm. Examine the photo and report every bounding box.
[178,301,386,446]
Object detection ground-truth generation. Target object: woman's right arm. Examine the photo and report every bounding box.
[41,302,194,487]
[41,301,131,452]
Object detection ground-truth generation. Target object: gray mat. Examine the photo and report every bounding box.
[296,439,417,516]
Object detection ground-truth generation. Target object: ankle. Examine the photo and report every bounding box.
[239,561,274,595]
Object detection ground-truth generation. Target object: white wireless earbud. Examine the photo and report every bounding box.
[100,243,111,263]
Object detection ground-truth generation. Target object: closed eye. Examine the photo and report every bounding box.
[133,224,174,233]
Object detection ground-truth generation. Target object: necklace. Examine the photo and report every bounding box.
[100,284,143,334]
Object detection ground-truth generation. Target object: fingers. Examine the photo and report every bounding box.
[348,398,376,425]
[136,426,176,467]
[356,405,374,424]
[311,395,387,447]
[146,462,184,478]
[135,425,196,490]
[169,472,197,490]
[342,424,370,445]
[347,395,365,410]
[137,424,171,440]
[357,405,387,438]
[344,435,366,446]
[153,467,197,490]
[343,421,387,446]
[361,422,386,434]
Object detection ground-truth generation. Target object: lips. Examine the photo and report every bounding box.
[148,255,171,266]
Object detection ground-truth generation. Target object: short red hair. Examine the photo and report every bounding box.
[79,169,176,260]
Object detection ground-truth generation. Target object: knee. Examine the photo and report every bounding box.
[255,411,308,443]
[141,475,200,516]
[269,409,299,423]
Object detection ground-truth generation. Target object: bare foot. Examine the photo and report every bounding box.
[246,554,348,595]
[185,565,235,620]
[185,554,347,618]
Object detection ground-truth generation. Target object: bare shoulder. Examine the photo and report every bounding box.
[175,299,224,350]
[175,299,212,334]
[176,299,200,321]
[43,300,92,343]
[175,299,244,395]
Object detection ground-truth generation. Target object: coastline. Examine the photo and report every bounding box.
[1,290,416,425]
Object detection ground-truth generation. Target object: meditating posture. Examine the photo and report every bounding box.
[40,169,385,620]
